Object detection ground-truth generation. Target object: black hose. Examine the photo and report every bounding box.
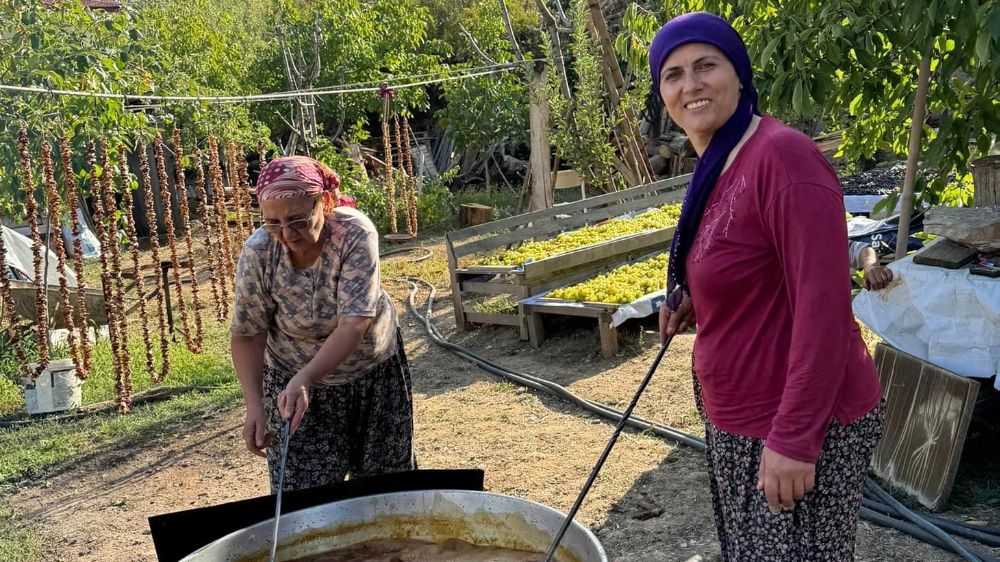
[862,499,1000,547]
[399,274,996,560]
[867,480,983,561]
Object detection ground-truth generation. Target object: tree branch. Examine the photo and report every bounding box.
[497,0,526,63]
[535,0,571,97]
[459,23,498,66]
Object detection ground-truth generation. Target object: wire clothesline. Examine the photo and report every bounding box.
[0,59,543,105]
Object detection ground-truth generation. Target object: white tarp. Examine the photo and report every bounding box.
[853,242,1000,389]
[2,225,79,287]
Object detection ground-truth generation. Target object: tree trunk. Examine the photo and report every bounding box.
[459,203,493,226]
[896,50,932,260]
[971,155,1000,208]
[528,69,554,210]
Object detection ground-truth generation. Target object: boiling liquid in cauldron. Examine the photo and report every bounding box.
[287,537,546,562]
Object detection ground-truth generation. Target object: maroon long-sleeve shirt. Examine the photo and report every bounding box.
[686,116,882,463]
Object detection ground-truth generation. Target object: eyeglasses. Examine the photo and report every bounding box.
[262,196,321,235]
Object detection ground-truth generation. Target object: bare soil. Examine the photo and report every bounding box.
[7,239,995,562]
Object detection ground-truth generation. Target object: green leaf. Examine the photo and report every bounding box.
[792,80,804,114]
[760,36,781,69]
[990,7,1000,40]
[975,31,991,63]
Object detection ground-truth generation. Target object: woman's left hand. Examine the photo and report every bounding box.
[757,446,816,514]
[278,373,312,434]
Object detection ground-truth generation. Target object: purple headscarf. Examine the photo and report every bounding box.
[649,12,760,303]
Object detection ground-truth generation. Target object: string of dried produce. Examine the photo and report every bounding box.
[382,110,398,234]
[224,141,245,243]
[139,143,170,383]
[88,142,123,380]
[402,116,419,237]
[18,129,48,377]
[118,145,155,383]
[193,148,225,322]
[171,130,204,352]
[154,133,193,357]
[393,115,416,237]
[0,192,30,376]
[257,139,268,169]
[208,136,233,315]
[99,141,133,399]
[41,140,84,381]
[59,135,93,376]
[236,146,255,237]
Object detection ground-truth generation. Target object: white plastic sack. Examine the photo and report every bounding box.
[610,290,666,328]
[853,245,1000,389]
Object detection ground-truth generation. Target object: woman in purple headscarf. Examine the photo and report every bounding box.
[650,13,883,560]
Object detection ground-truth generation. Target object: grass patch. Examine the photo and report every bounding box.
[381,245,450,289]
[0,503,42,562]
[0,384,241,485]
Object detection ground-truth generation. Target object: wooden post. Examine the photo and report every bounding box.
[896,50,932,260]
[528,68,554,210]
[970,155,1000,207]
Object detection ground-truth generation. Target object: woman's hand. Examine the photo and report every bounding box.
[659,292,696,343]
[242,406,273,458]
[757,446,816,514]
[278,373,312,434]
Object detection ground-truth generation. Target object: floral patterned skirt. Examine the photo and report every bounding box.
[262,331,416,493]
[694,377,884,561]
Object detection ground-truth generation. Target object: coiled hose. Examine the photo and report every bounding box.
[385,249,998,562]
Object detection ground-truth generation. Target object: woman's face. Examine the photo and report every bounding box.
[260,193,327,252]
[659,43,741,146]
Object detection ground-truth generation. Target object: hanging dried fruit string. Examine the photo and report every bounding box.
[101,142,132,395]
[193,148,225,322]
[171,129,204,352]
[139,142,170,383]
[379,85,398,234]
[88,141,123,379]
[257,139,268,169]
[41,140,84,380]
[18,130,48,377]
[402,116,419,237]
[118,145,156,382]
[154,133,193,355]
[236,146,255,238]
[59,136,93,377]
[208,136,234,309]
[224,141,246,243]
[393,115,416,237]
[99,143,132,412]
[0,183,29,376]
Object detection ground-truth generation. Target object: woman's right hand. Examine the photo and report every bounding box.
[659,292,696,343]
[242,406,274,458]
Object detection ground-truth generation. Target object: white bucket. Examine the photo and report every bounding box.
[23,358,82,415]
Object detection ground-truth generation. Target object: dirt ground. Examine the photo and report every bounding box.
[7,240,994,562]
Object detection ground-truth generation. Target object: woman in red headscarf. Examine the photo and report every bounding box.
[230,156,415,492]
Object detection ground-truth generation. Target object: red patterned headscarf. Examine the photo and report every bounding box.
[256,156,356,208]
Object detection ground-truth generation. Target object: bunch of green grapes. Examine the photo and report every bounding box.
[549,253,669,304]
[477,204,681,266]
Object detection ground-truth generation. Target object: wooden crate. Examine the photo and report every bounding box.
[445,174,689,339]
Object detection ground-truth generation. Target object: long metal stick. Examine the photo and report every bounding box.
[542,335,674,562]
[269,420,291,562]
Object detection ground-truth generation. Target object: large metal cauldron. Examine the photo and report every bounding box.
[180,489,607,562]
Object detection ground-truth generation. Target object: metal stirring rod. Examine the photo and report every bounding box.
[542,334,674,562]
[269,420,291,562]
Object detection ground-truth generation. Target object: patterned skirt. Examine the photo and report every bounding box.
[262,331,416,493]
[694,377,884,561]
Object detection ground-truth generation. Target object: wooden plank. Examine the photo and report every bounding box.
[459,281,520,296]
[456,188,684,259]
[523,228,673,281]
[598,312,618,356]
[870,344,979,511]
[526,307,546,348]
[525,302,607,318]
[457,266,516,276]
[912,239,978,269]
[464,311,521,327]
[9,282,109,328]
[449,174,691,242]
[446,240,471,332]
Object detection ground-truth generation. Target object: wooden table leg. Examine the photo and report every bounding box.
[526,306,546,348]
[598,312,618,357]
